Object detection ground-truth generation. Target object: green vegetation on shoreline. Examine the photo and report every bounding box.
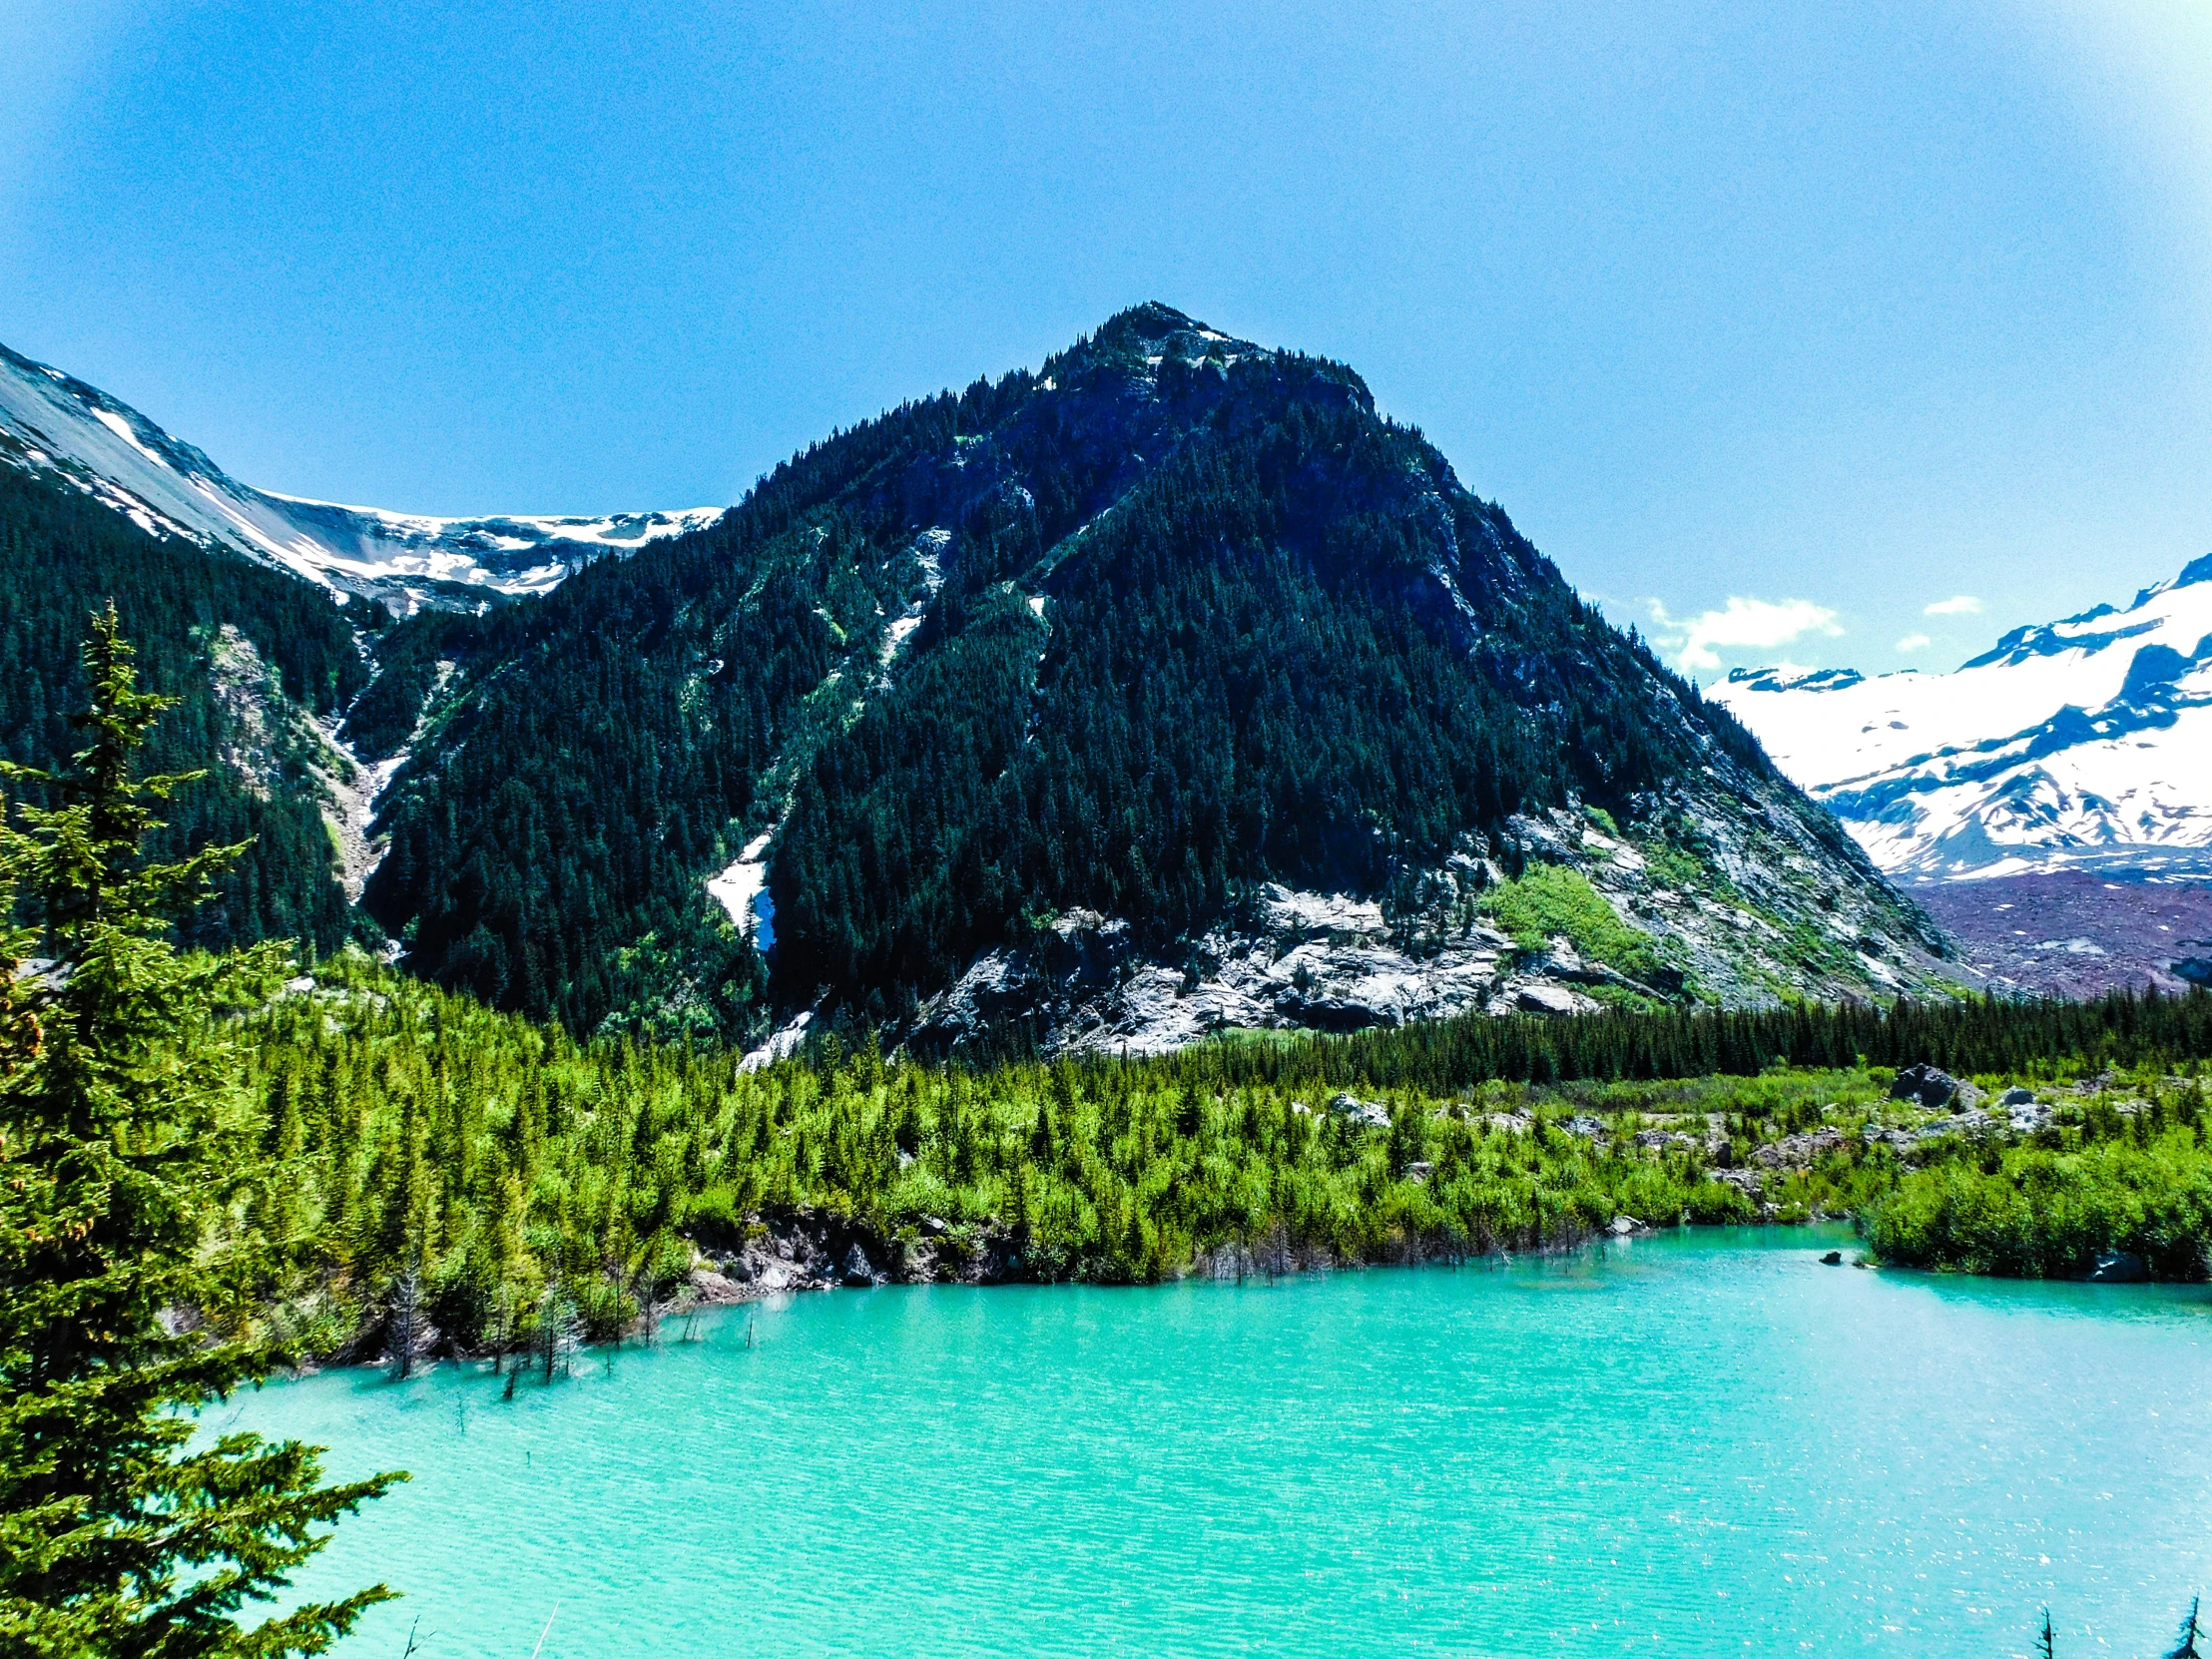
[1870,1122,2212,1280]
[188,949,2212,1374]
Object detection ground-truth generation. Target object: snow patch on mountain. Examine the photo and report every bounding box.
[1712,556,2212,878]
[707,831,777,942]
[0,339,719,612]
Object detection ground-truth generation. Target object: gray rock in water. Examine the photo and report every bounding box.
[1607,1215,1648,1236]
[839,1244,879,1286]
[1891,1063,1962,1109]
[2086,1250,2146,1283]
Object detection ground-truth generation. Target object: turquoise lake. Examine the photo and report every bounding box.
[229,1229,2212,1657]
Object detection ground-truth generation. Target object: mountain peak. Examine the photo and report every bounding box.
[2170,551,2212,590]
[1093,299,1215,341]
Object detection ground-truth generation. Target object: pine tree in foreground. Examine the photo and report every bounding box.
[0,605,403,1656]
[2165,1597,2205,1659]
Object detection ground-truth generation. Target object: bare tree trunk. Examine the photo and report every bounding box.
[388,1266,421,1382]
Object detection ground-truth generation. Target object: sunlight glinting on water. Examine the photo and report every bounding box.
[234,1230,2212,1659]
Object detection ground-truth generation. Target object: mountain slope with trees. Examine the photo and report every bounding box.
[358,304,1958,1046]
[0,464,372,954]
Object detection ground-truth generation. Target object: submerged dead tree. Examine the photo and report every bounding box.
[387,1263,423,1382]
[534,1282,581,1382]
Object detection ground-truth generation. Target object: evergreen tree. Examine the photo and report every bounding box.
[2166,1598,2204,1659]
[0,606,402,1656]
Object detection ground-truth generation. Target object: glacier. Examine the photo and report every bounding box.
[1711,555,2212,880]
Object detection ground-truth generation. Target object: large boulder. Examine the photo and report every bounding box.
[1328,1091,1391,1131]
[1510,981,1585,1016]
[839,1243,880,1287]
[1892,1063,1965,1110]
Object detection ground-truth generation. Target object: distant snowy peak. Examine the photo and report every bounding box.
[1712,556,2212,881]
[0,339,719,611]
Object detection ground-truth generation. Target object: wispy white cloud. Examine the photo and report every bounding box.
[1924,595,1982,616]
[1896,633,1933,653]
[1646,597,1843,673]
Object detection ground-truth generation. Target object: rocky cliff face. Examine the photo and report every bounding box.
[910,790,1962,1059]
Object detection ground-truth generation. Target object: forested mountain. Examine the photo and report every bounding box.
[2,305,1962,1049]
[0,462,368,952]
[354,304,1960,1048]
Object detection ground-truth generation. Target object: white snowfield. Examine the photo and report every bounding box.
[0,340,719,611]
[1711,557,2212,880]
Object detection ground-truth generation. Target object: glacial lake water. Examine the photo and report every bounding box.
[228,1229,2212,1658]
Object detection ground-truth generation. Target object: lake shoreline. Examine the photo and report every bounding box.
[334,1212,1869,1379]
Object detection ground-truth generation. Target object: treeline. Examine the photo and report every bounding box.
[220,950,1784,1362]
[1166,985,2212,1096]
[204,952,2212,1369]
[0,463,365,954]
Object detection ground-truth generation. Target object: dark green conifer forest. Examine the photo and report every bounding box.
[359,306,1814,1040]
[0,467,365,955]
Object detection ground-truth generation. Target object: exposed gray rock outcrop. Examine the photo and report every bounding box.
[1892,1064,1970,1110]
[1329,1092,1392,1130]
[1750,1128,1845,1168]
[912,888,1519,1057]
[906,791,1969,1058]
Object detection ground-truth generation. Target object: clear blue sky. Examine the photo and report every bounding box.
[4,0,2208,679]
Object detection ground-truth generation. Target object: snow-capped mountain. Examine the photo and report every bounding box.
[0,339,719,611]
[1711,556,2212,880]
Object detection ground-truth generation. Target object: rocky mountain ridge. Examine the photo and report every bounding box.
[0,339,718,612]
[1711,555,2212,881]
